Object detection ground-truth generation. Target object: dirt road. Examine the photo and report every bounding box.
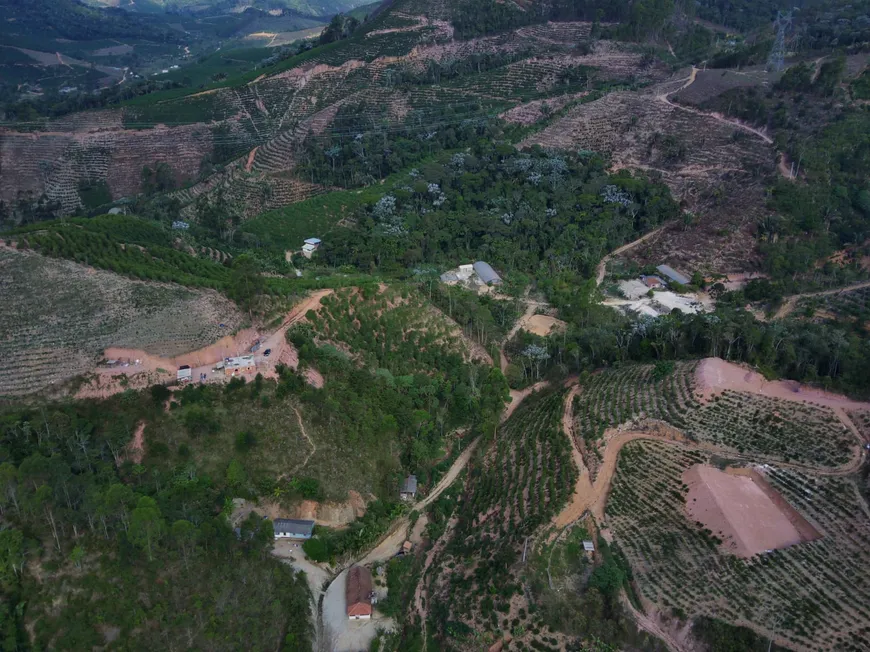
[773,280,870,319]
[621,593,691,652]
[657,67,773,145]
[359,436,481,566]
[595,226,667,286]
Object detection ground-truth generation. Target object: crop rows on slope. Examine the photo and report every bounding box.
[468,389,576,538]
[0,247,244,396]
[428,388,577,640]
[608,440,870,651]
[573,363,854,469]
[686,391,855,467]
[306,286,470,376]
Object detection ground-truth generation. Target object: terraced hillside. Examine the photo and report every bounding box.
[0,246,244,397]
[0,7,670,220]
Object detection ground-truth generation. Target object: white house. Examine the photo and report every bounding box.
[273,519,315,539]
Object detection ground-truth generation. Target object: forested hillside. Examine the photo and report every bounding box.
[2,0,870,650]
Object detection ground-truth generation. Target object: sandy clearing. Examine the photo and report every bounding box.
[683,464,816,557]
[694,358,870,412]
[523,314,567,337]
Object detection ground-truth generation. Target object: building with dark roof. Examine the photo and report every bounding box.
[400,475,418,501]
[473,261,502,285]
[273,518,315,539]
[346,566,373,619]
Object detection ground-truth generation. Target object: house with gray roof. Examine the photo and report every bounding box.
[400,475,418,501]
[273,518,315,539]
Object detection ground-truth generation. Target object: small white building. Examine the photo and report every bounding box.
[273,518,315,539]
[224,355,256,376]
[302,237,321,259]
[583,540,595,552]
[176,365,193,383]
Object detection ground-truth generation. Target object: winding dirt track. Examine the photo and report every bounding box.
[773,280,870,319]
[657,67,774,145]
[551,372,868,648]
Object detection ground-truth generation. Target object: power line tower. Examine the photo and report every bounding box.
[767,10,793,72]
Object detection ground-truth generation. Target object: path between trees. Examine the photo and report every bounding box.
[656,67,774,145]
[773,280,870,319]
[285,406,317,478]
[595,226,667,286]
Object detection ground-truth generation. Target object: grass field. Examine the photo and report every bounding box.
[241,185,384,251]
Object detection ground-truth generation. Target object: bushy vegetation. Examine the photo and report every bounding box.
[320,143,679,279]
[0,394,313,650]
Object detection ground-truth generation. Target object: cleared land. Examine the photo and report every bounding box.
[0,246,244,397]
[683,464,819,558]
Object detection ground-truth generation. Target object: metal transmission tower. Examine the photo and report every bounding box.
[767,10,793,72]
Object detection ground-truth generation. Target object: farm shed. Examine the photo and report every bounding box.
[224,355,256,376]
[273,518,315,539]
[473,261,502,285]
[177,365,192,383]
[302,238,321,259]
[400,475,418,501]
[346,566,373,619]
[583,541,595,552]
[656,265,690,286]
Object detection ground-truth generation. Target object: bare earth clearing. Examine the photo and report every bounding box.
[683,464,819,558]
[76,289,333,399]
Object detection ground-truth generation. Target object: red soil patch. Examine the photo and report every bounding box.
[683,464,820,557]
[694,357,870,410]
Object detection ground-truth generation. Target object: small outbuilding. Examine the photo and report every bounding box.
[473,261,502,286]
[641,275,664,289]
[177,365,193,384]
[400,475,418,501]
[583,540,595,552]
[273,518,315,539]
[656,264,690,286]
[224,355,256,376]
[346,565,373,619]
[302,238,322,259]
